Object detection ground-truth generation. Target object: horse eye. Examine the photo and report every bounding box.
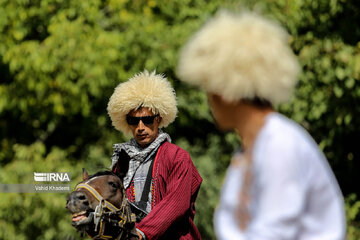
[108,181,118,189]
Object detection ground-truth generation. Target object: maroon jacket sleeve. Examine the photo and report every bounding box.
[136,144,199,239]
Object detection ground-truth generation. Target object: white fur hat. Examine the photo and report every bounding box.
[177,11,300,105]
[107,70,177,135]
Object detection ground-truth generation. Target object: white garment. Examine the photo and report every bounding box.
[214,113,346,240]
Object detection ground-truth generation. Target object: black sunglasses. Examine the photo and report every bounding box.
[126,114,159,126]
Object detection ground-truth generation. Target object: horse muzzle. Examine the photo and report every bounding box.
[66,191,93,226]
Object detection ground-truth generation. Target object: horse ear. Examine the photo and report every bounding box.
[112,149,130,181]
[82,168,89,180]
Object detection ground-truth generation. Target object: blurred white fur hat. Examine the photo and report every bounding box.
[177,11,300,105]
[107,70,177,135]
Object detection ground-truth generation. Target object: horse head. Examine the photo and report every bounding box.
[66,150,137,239]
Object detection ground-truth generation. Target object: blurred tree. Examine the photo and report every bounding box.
[0,0,359,239]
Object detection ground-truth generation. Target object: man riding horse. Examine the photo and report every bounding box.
[107,70,202,240]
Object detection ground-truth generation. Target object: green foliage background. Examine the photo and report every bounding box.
[0,0,359,239]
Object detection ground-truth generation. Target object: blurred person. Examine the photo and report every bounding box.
[177,11,346,240]
[107,70,202,240]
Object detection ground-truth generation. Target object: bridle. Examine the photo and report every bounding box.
[75,183,137,240]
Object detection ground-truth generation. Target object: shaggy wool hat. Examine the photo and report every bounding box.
[107,70,177,135]
[177,11,300,105]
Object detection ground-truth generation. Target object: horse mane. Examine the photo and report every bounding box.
[86,170,119,180]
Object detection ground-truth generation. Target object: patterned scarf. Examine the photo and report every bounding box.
[111,130,171,189]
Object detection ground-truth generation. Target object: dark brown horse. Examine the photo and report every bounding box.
[66,150,138,239]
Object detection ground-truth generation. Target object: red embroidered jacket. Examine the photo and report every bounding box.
[126,141,203,240]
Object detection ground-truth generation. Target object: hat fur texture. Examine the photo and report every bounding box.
[107,70,177,135]
[177,11,300,105]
